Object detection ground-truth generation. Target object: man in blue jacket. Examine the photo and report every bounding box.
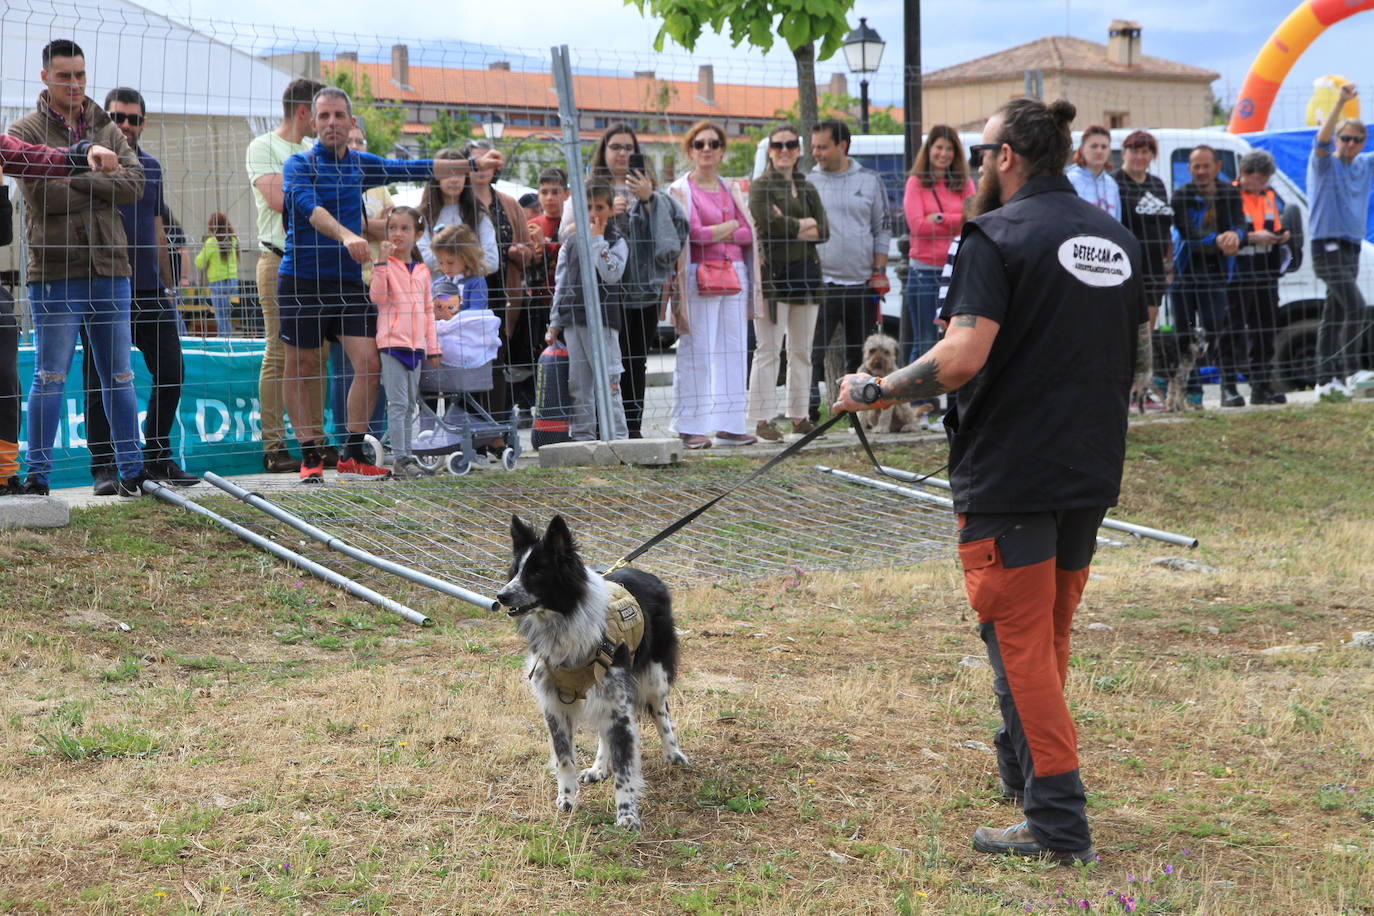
[1309,83,1373,400]
[278,87,502,481]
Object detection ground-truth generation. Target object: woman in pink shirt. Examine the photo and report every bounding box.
[667,121,759,448]
[903,126,975,367]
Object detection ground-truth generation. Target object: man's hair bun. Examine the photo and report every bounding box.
[1049,99,1077,131]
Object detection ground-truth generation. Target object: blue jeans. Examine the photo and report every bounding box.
[27,277,143,483]
[906,265,942,364]
[209,278,236,336]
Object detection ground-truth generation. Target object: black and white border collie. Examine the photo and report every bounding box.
[496,514,689,829]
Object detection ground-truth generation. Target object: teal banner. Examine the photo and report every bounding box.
[16,338,323,489]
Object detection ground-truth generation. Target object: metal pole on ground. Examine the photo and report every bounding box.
[201,472,500,612]
[551,44,615,442]
[142,480,433,627]
[853,464,1200,549]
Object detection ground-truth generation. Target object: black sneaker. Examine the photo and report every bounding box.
[21,477,50,496]
[115,473,148,498]
[972,821,1095,866]
[2,475,21,496]
[92,469,117,497]
[146,460,200,487]
[1220,385,1245,408]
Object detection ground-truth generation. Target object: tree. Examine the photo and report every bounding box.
[420,110,475,157]
[323,64,404,155]
[626,0,857,168]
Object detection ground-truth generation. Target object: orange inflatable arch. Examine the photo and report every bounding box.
[1228,0,1374,133]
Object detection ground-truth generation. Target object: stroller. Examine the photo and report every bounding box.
[409,308,520,475]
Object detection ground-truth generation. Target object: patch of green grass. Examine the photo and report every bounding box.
[98,652,145,683]
[37,722,161,760]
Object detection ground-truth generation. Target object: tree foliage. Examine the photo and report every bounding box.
[626,0,859,167]
[420,110,476,157]
[323,65,405,155]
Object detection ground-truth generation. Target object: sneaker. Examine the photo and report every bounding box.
[1220,385,1245,408]
[1185,391,1203,408]
[115,473,148,498]
[146,460,200,487]
[21,477,49,496]
[320,445,340,469]
[972,821,1094,866]
[393,456,428,479]
[1348,369,1374,386]
[1249,384,1286,406]
[337,457,391,479]
[263,449,301,474]
[714,431,758,447]
[1,475,20,496]
[299,456,325,484]
[92,469,118,497]
[755,420,782,441]
[680,433,712,450]
[791,418,817,435]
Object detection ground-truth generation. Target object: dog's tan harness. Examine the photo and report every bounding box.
[538,583,645,704]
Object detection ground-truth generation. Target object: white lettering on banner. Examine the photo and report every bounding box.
[197,400,231,443]
[64,398,87,448]
[1057,235,1132,288]
[194,398,264,444]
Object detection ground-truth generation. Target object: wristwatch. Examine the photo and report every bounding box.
[857,377,884,404]
[468,156,478,172]
[934,212,944,223]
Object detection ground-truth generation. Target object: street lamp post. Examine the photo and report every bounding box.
[480,113,505,142]
[843,17,886,134]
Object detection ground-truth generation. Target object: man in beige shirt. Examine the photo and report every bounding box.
[245,77,327,473]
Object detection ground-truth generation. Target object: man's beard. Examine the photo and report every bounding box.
[972,168,1003,216]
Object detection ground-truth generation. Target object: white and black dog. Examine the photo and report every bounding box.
[496,514,688,829]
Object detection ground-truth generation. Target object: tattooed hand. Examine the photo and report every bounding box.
[833,373,890,413]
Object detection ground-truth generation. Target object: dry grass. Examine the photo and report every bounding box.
[0,404,1371,915]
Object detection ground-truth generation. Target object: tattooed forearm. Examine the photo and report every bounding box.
[882,354,949,401]
[1133,321,1152,378]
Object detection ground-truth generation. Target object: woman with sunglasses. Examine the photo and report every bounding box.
[746,124,828,441]
[567,123,688,437]
[1065,125,1121,221]
[667,121,759,448]
[903,126,975,375]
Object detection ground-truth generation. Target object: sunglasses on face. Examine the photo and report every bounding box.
[769,139,801,151]
[692,138,723,151]
[1337,135,1365,144]
[967,142,1003,169]
[110,112,144,126]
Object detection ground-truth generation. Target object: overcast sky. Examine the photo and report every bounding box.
[141,0,1372,131]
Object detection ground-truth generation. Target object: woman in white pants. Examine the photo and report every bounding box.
[745,124,828,439]
[667,121,760,448]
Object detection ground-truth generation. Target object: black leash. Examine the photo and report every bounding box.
[605,412,948,573]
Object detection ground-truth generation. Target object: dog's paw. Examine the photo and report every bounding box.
[579,764,610,784]
[665,750,690,768]
[615,810,642,830]
[555,796,575,813]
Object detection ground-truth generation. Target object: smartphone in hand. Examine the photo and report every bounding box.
[628,151,647,175]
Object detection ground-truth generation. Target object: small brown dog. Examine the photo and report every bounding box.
[858,333,925,432]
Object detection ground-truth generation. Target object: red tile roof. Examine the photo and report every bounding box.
[330,60,801,121]
[923,35,1218,85]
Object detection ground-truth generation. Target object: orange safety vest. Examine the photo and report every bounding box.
[1236,183,1280,234]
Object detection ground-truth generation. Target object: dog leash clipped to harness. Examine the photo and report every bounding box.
[603,412,948,575]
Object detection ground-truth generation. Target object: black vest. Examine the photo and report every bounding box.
[944,175,1146,514]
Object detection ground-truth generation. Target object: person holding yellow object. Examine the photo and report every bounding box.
[196,212,239,336]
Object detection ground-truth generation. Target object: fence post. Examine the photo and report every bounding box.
[551,45,616,442]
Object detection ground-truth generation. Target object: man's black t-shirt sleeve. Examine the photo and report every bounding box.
[944,228,1010,324]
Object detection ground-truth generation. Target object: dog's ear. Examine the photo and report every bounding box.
[511,514,539,555]
[543,514,578,558]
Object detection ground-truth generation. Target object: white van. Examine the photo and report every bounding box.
[754,128,1374,390]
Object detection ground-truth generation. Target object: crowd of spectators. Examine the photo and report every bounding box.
[1,37,1370,494]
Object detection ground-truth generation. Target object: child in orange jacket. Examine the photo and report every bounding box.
[370,206,440,478]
